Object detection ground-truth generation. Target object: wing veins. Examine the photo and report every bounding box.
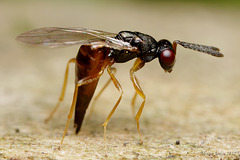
[17,27,136,51]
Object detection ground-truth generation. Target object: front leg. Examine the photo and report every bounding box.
[130,58,146,144]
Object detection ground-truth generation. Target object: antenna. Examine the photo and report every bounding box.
[174,40,224,57]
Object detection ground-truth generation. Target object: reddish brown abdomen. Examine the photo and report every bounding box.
[74,45,111,134]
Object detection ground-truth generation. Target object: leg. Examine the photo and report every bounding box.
[87,68,117,119]
[60,70,105,147]
[130,58,146,144]
[102,66,123,141]
[131,92,137,118]
[45,58,76,123]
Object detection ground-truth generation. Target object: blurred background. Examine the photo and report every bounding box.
[0,0,240,159]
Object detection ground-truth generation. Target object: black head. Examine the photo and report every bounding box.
[157,39,176,73]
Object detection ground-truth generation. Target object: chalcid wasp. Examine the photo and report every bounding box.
[17,27,223,145]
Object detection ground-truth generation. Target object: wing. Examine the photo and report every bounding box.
[175,40,224,57]
[16,27,137,51]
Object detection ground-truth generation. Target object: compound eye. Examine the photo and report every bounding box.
[161,49,175,66]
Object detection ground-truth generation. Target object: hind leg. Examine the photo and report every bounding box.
[87,67,117,119]
[60,69,106,147]
[102,66,123,141]
[45,58,76,123]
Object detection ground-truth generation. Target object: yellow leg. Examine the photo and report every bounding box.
[131,92,137,118]
[60,85,78,146]
[102,66,123,141]
[60,70,106,147]
[130,58,146,144]
[87,68,117,119]
[45,58,76,123]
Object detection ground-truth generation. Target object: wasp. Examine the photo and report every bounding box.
[17,27,223,145]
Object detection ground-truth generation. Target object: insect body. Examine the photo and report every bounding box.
[16,27,223,145]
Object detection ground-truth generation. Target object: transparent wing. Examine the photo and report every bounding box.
[175,40,224,57]
[16,27,136,50]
